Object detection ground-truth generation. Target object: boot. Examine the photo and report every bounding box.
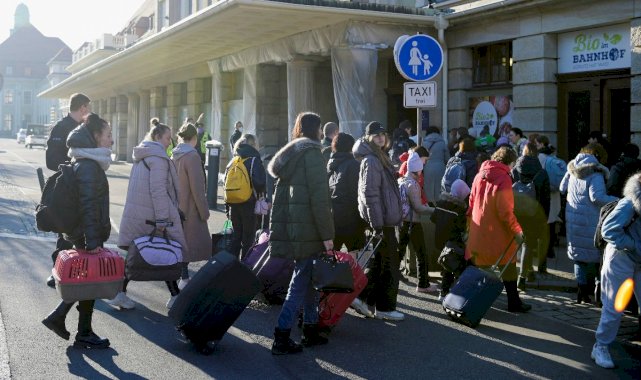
[301,324,328,347]
[42,301,74,340]
[517,277,527,291]
[73,301,110,349]
[580,285,593,304]
[505,281,531,313]
[271,328,303,355]
[576,286,583,304]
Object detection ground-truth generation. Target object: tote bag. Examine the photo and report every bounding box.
[126,229,183,281]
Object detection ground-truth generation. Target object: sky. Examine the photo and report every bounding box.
[0,0,146,51]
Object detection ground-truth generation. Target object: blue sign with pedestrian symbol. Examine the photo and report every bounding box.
[394,34,444,82]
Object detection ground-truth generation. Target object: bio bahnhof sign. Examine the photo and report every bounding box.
[558,24,630,74]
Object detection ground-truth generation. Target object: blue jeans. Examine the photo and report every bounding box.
[595,246,641,345]
[277,256,319,330]
[573,261,599,286]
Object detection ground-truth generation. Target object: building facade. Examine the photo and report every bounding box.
[0,4,70,136]
[40,0,641,167]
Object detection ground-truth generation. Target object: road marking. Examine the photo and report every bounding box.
[110,218,120,235]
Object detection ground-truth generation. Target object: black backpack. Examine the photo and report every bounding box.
[593,200,638,250]
[512,180,538,218]
[35,164,80,234]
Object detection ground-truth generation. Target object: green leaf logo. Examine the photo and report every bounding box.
[610,34,621,44]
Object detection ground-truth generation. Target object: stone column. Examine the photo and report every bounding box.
[100,99,110,124]
[287,60,316,139]
[115,95,128,161]
[126,93,140,162]
[166,82,183,135]
[512,34,558,145]
[256,64,287,149]
[631,19,641,147]
[187,78,205,124]
[149,86,164,123]
[447,48,473,133]
[93,99,101,116]
[138,90,151,143]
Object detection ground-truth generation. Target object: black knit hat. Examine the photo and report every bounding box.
[365,121,385,136]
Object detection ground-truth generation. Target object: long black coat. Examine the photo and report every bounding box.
[64,126,110,250]
[268,138,334,260]
[328,151,364,237]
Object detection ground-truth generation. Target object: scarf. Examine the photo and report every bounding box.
[68,147,113,171]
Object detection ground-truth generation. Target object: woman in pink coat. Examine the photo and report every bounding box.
[171,123,211,290]
[466,146,530,312]
[106,118,187,310]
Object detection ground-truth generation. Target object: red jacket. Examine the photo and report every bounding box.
[398,152,428,205]
[466,160,522,266]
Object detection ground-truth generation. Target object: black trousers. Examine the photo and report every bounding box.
[229,200,256,260]
[397,222,430,288]
[358,227,400,312]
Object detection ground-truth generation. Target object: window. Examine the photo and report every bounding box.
[23,91,31,105]
[472,42,512,86]
[24,67,32,76]
[180,0,192,19]
[4,89,13,104]
[3,114,12,131]
[5,66,12,75]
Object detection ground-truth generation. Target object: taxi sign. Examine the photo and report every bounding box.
[394,34,444,82]
[403,82,436,108]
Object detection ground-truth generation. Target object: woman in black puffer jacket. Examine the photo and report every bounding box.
[42,113,113,349]
[512,142,551,288]
[328,133,366,251]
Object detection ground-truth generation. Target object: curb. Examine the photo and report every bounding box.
[0,309,11,380]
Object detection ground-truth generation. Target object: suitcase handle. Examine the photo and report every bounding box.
[489,237,523,278]
[356,234,383,267]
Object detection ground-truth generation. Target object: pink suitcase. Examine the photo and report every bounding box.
[53,248,125,302]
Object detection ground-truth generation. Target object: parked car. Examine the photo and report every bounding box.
[25,124,47,149]
[16,129,26,144]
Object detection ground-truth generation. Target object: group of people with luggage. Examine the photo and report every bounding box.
[39,94,639,367]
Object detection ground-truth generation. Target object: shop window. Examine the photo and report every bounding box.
[4,89,13,104]
[473,42,512,86]
[23,91,31,105]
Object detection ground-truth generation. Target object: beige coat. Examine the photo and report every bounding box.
[172,143,211,262]
[118,141,187,251]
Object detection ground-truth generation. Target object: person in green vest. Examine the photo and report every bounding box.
[195,113,211,167]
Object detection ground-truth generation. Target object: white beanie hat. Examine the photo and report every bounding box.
[406,151,423,174]
[451,179,471,200]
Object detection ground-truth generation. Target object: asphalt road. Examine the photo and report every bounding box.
[0,137,637,379]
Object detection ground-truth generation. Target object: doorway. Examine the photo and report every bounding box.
[558,70,630,161]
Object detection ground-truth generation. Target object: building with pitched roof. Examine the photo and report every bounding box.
[0,3,70,137]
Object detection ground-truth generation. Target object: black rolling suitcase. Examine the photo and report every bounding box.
[442,238,522,328]
[169,251,261,353]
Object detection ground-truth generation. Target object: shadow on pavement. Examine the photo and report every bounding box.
[66,347,147,380]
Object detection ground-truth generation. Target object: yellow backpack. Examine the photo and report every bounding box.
[224,156,254,204]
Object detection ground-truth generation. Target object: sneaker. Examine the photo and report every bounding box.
[375,310,405,321]
[416,284,439,294]
[350,298,374,318]
[104,292,135,310]
[178,278,189,290]
[591,343,615,369]
[166,295,178,309]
